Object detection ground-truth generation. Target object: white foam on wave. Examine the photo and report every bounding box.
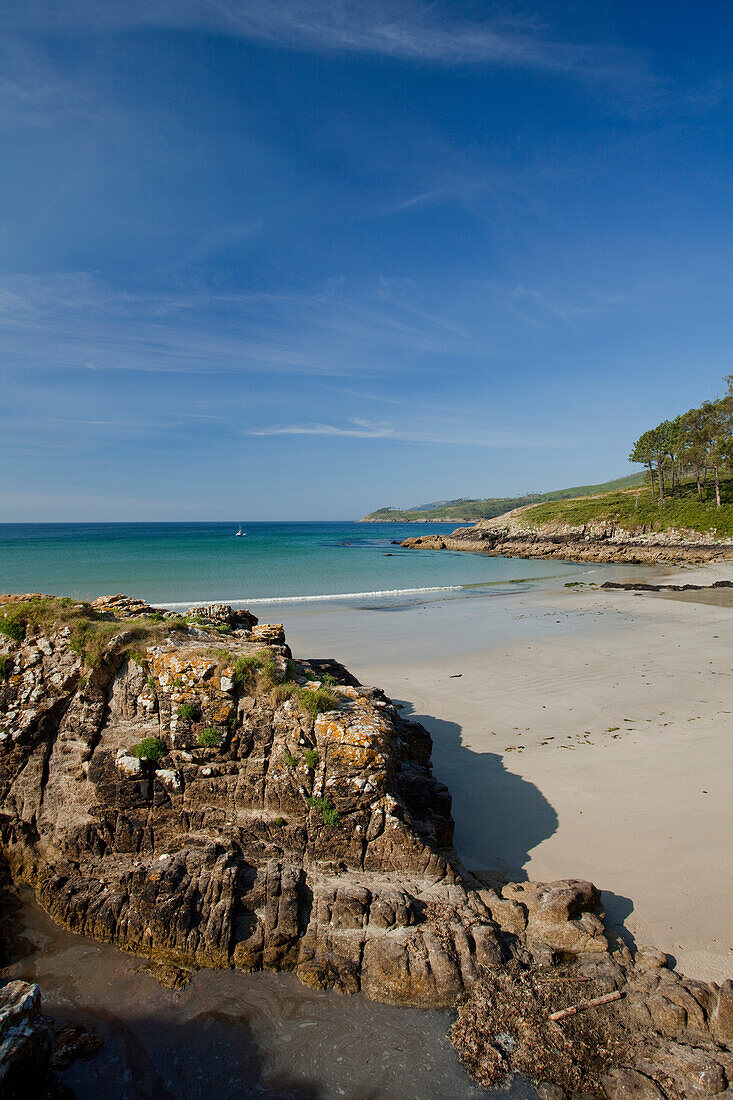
[163,584,465,610]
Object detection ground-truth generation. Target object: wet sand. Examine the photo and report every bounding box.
[2,892,516,1100]
[277,560,733,984]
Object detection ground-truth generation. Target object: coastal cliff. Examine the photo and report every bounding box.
[401,503,733,564]
[1,594,732,1096]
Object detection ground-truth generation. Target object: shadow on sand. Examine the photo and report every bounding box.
[601,891,638,954]
[397,699,639,956]
[396,701,558,884]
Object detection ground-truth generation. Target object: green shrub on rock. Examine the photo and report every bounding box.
[198,727,221,748]
[0,612,26,644]
[306,795,340,827]
[176,702,197,720]
[130,737,167,762]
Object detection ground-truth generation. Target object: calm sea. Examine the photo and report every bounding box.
[0,521,592,610]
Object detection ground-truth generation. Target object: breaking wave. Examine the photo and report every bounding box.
[164,584,465,609]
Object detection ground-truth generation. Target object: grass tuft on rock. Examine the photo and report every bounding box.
[233,650,277,692]
[298,686,339,719]
[0,595,197,668]
[271,682,339,721]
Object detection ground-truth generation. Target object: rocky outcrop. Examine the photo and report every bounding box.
[0,594,491,1007]
[0,978,100,1098]
[401,505,733,565]
[0,594,731,1097]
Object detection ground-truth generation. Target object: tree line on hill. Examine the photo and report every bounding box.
[630,377,733,507]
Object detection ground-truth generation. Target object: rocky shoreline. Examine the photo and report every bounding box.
[1,592,731,1097]
[400,505,733,565]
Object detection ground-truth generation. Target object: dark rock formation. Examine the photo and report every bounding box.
[0,978,100,1098]
[0,594,731,1097]
[401,506,733,565]
[601,579,733,592]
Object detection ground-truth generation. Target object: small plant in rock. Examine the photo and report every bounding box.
[272,682,298,705]
[177,702,197,720]
[146,676,156,689]
[298,687,338,721]
[0,654,13,680]
[274,816,286,827]
[321,803,340,827]
[233,654,262,690]
[320,672,336,687]
[148,611,165,623]
[198,727,221,748]
[78,674,88,689]
[130,737,167,762]
[0,613,26,644]
[303,748,320,770]
[283,751,297,767]
[306,795,340,827]
[167,617,191,631]
[257,652,278,689]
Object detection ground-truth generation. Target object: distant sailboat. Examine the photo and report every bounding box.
[235,526,246,537]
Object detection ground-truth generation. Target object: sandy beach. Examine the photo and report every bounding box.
[277,560,733,985]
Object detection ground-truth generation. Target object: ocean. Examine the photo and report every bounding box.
[0,520,593,609]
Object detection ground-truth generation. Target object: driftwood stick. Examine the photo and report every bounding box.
[549,990,621,1021]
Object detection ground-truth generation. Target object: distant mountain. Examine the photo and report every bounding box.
[360,472,647,522]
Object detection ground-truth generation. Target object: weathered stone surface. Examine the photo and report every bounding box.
[713,979,733,1044]
[0,980,43,1084]
[601,1068,665,1099]
[0,977,99,1096]
[502,879,608,954]
[635,1042,729,1095]
[635,946,669,972]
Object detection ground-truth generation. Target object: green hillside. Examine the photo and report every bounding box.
[519,475,733,538]
[361,472,646,523]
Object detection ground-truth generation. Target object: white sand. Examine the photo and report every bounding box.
[275,561,733,983]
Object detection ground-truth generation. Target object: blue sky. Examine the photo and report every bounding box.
[2,1,732,520]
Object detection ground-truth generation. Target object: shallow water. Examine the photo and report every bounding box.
[2,894,537,1100]
[0,520,594,608]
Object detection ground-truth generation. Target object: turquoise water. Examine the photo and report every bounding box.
[0,522,593,608]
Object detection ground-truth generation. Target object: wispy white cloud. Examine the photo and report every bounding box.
[0,272,472,377]
[245,418,569,449]
[247,419,394,439]
[3,1,652,87]
[0,38,94,127]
